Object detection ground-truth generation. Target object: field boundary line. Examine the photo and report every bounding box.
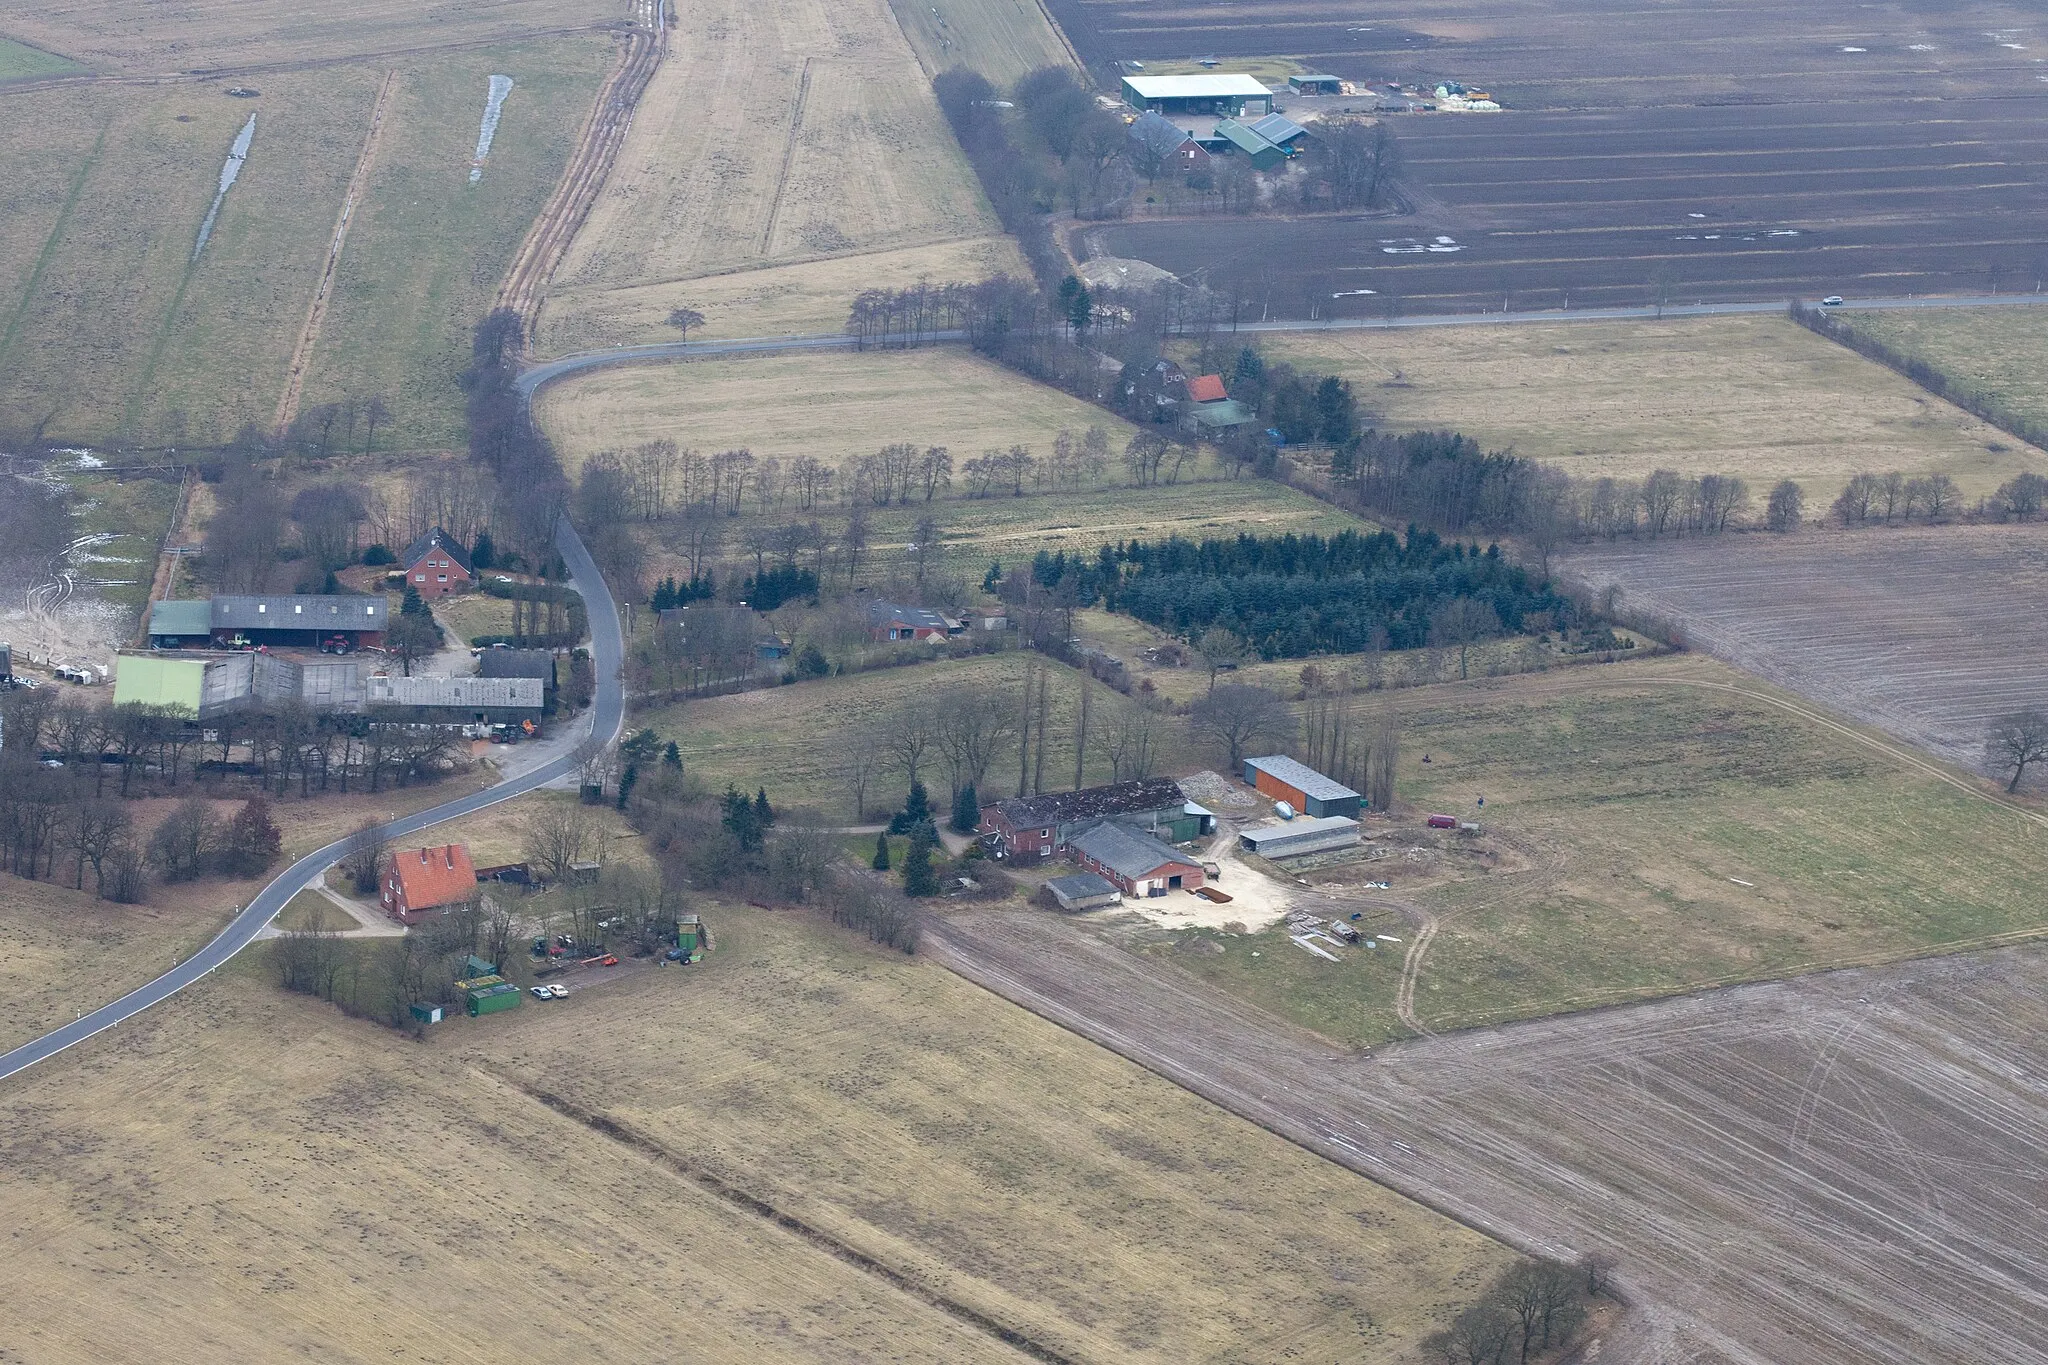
[488,1069,1081,1364]
[274,68,397,435]
[0,117,106,379]
[757,57,813,257]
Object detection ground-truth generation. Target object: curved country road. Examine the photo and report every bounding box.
[512,292,2048,400]
[0,514,624,1084]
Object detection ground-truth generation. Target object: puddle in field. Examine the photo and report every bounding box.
[469,75,514,182]
[192,113,256,261]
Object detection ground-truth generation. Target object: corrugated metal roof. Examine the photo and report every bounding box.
[1071,821,1199,880]
[1247,755,1360,803]
[1214,118,1282,158]
[864,599,948,631]
[478,649,554,681]
[212,595,383,630]
[1246,112,1307,144]
[1239,815,1360,847]
[1046,872,1119,902]
[367,675,542,709]
[148,599,213,636]
[1123,73,1272,100]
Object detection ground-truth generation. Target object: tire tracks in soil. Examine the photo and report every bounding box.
[757,58,812,257]
[274,68,396,435]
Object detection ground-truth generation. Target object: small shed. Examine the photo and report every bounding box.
[1238,815,1361,858]
[1070,821,1205,898]
[1214,118,1287,170]
[466,982,523,1016]
[1244,755,1363,818]
[147,599,213,648]
[1044,872,1122,912]
[1288,73,1343,95]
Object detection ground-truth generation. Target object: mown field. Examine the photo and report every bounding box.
[1264,313,2048,499]
[1162,654,2048,1047]
[538,347,1135,476]
[0,40,607,449]
[882,0,1076,85]
[0,0,620,72]
[0,34,76,78]
[536,234,1025,352]
[1837,303,2048,440]
[0,904,1519,1361]
[536,0,1012,353]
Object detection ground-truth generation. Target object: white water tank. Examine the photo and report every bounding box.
[1274,800,1296,820]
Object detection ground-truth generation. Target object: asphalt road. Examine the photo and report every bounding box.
[0,513,624,1085]
[513,292,2048,399]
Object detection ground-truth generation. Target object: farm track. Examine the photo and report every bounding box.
[925,909,2048,1365]
[273,69,397,435]
[493,5,666,334]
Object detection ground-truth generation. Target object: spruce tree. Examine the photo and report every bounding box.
[663,740,683,770]
[754,788,775,828]
[951,784,980,834]
[872,830,892,871]
[902,830,939,896]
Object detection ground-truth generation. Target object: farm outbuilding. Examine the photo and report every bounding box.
[1244,755,1363,818]
[1288,73,1343,95]
[209,594,386,650]
[1238,815,1361,859]
[1044,872,1122,912]
[1214,118,1288,170]
[146,599,214,648]
[1120,73,1274,118]
[366,674,544,724]
[982,777,1207,859]
[114,650,255,718]
[1070,821,1205,898]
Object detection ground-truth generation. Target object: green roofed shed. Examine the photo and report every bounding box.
[1214,118,1286,169]
[148,599,213,645]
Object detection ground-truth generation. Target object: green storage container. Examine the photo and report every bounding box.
[467,983,522,1016]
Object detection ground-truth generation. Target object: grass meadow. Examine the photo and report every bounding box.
[1162,655,2048,1046]
[1265,313,2047,500]
[1837,304,2048,445]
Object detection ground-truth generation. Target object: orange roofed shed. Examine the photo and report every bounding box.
[381,843,478,924]
[1186,374,1228,403]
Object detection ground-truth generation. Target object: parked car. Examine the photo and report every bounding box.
[1820,295,1845,306]
[547,984,569,999]
[530,986,551,999]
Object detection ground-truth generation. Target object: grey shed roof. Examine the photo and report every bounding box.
[1128,110,1194,154]
[478,648,554,681]
[993,777,1186,829]
[149,599,214,636]
[367,675,542,709]
[1123,73,1271,100]
[1246,112,1307,144]
[1239,815,1359,848]
[865,599,949,632]
[1246,755,1360,803]
[1071,821,1199,880]
[212,595,383,630]
[1045,872,1120,907]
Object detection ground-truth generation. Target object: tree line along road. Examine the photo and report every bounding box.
[0,514,625,1085]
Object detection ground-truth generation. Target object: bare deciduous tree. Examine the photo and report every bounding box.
[523,799,594,883]
[1987,709,2048,792]
[1189,683,1297,771]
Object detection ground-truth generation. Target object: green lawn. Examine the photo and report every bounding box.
[1161,656,2048,1047]
[1838,304,2048,444]
[0,37,80,80]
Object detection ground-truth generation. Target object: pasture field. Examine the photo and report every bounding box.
[540,0,1011,353]
[639,653,1144,814]
[0,0,621,72]
[1159,654,2048,1047]
[0,34,75,78]
[0,907,1519,1361]
[537,347,1134,476]
[1266,313,2048,497]
[634,475,1362,608]
[296,38,614,449]
[0,41,607,449]
[882,0,1077,84]
[1562,523,2048,775]
[1063,0,2048,316]
[422,789,645,871]
[535,234,1025,353]
[429,590,516,645]
[1837,303,2048,437]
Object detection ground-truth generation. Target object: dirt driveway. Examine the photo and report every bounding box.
[925,909,2048,1365]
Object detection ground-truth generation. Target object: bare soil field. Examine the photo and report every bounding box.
[543,0,998,351]
[0,41,608,449]
[537,347,1134,477]
[0,0,623,73]
[1563,523,2048,775]
[0,905,1518,1361]
[1266,313,2048,498]
[1840,303,2048,435]
[928,909,2048,1365]
[1065,0,2048,315]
